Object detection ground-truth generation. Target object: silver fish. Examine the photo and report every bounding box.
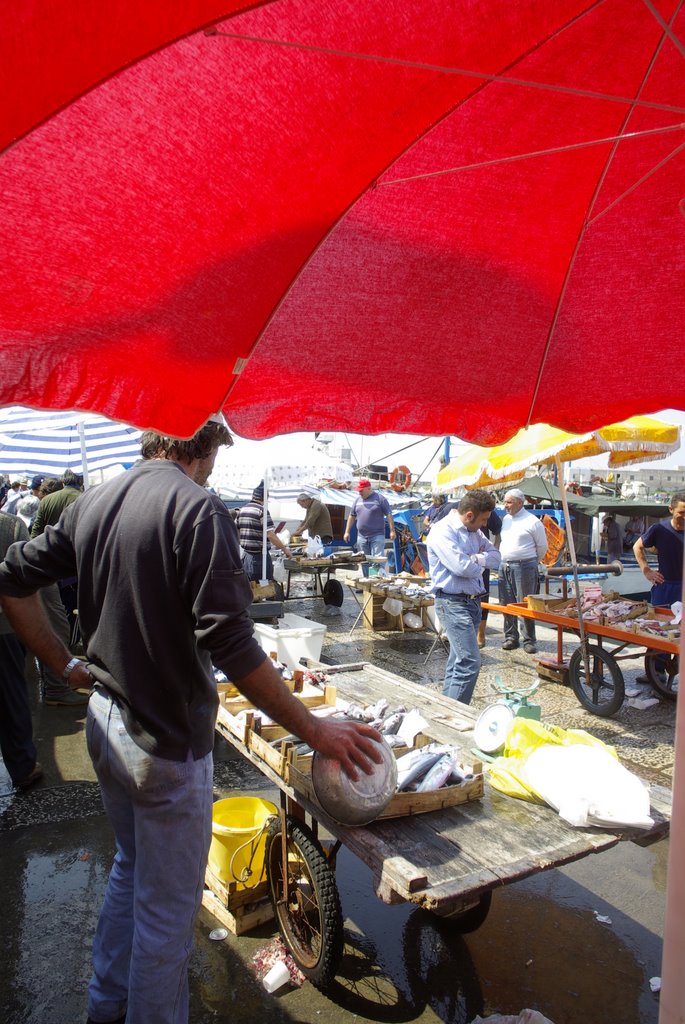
[380,712,406,735]
[417,754,456,792]
[396,750,445,791]
[367,698,389,720]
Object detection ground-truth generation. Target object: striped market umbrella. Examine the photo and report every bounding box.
[0,406,142,484]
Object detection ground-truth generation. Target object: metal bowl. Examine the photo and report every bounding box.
[311,736,398,826]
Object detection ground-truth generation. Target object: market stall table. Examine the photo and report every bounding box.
[482,599,680,716]
[282,551,364,600]
[343,575,435,634]
[211,661,671,985]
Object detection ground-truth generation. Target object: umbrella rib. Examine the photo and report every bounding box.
[642,0,685,59]
[526,8,679,427]
[212,28,685,117]
[587,139,685,226]
[376,122,684,186]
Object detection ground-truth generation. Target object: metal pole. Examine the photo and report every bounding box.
[659,570,685,1024]
[261,469,269,584]
[77,422,90,490]
[553,455,590,676]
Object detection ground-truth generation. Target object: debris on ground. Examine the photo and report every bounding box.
[469,1011,556,1024]
[251,936,306,988]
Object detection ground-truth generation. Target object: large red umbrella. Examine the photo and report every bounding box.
[0,1,683,442]
[1,9,684,1017]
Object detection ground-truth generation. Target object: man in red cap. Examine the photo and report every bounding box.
[344,479,396,576]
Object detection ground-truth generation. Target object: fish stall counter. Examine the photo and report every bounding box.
[209,658,671,985]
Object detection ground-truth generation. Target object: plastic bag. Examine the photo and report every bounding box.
[272,558,287,584]
[306,534,324,558]
[488,718,653,829]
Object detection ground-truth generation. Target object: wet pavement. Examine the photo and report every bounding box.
[0,573,675,1023]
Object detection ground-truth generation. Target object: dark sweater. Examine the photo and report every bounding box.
[0,460,266,759]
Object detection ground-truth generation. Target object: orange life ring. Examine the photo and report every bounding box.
[389,465,412,492]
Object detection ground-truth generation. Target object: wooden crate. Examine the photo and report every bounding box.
[202,863,274,936]
[526,594,575,613]
[286,742,484,820]
[216,682,483,820]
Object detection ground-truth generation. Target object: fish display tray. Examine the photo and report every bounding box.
[215,686,483,821]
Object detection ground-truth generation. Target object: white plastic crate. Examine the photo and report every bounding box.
[253,613,326,669]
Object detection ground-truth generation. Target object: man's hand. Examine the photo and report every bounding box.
[343,532,350,543]
[67,661,94,691]
[388,529,396,540]
[644,566,664,585]
[310,718,383,781]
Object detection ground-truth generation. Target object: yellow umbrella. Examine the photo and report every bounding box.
[435,416,680,492]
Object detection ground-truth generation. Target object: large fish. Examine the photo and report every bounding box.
[395,748,445,791]
[416,753,457,792]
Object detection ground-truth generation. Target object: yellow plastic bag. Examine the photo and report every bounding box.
[488,718,617,803]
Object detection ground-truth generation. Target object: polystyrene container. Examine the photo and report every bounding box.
[254,613,327,668]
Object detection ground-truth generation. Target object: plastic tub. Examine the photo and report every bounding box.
[208,796,278,888]
[253,612,327,668]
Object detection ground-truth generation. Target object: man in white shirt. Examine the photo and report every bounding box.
[498,488,548,654]
[426,490,501,704]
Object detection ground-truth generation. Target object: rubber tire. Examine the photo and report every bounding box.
[323,578,344,607]
[265,816,343,988]
[430,890,492,932]
[569,643,625,717]
[644,651,679,701]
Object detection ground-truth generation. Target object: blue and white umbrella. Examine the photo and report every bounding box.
[0,406,142,483]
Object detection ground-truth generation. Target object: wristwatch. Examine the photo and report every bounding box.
[62,656,82,678]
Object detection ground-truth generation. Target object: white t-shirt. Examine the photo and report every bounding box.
[500,509,548,562]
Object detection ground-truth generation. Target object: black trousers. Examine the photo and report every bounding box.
[0,634,36,785]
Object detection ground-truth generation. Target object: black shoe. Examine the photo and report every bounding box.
[86,1014,126,1024]
[15,762,44,791]
[523,642,538,655]
[502,639,519,650]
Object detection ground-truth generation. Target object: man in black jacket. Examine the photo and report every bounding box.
[0,418,380,1024]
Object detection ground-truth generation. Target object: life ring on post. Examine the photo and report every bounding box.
[389,465,412,492]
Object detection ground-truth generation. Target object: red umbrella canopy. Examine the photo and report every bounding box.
[1,1,683,441]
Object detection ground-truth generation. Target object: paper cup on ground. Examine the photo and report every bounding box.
[263,960,290,993]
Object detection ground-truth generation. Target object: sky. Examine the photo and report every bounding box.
[218,408,685,489]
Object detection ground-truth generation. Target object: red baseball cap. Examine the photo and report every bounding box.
[356,478,372,491]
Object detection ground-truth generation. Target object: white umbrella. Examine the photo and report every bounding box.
[0,406,142,487]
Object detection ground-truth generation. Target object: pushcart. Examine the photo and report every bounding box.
[212,662,671,987]
[483,599,679,717]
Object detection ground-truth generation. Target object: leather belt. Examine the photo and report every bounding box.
[435,590,481,601]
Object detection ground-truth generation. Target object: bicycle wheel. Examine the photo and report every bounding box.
[644,652,679,701]
[265,816,343,988]
[569,643,624,717]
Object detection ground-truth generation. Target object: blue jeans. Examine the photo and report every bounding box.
[86,689,213,1024]
[435,595,482,705]
[498,560,540,645]
[356,532,386,577]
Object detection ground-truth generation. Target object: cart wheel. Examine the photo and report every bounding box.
[430,891,492,932]
[644,652,679,701]
[265,816,343,988]
[569,643,624,717]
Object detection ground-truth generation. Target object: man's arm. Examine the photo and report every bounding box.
[386,512,396,541]
[0,593,92,689]
[633,537,663,585]
[343,512,355,543]
[266,529,290,556]
[533,519,549,561]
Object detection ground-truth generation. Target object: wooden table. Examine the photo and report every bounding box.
[344,576,435,634]
[215,661,671,917]
[282,554,364,599]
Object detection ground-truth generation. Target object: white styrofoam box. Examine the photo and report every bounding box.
[254,612,327,669]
